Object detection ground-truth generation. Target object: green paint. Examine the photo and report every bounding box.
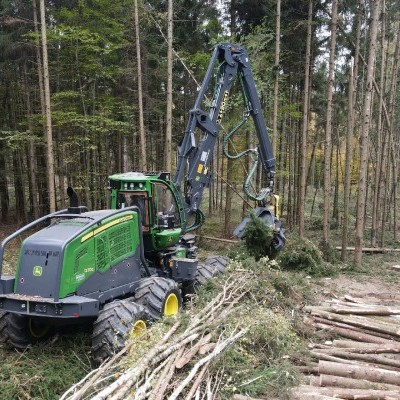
[154,228,182,250]
[59,211,140,298]
[33,266,42,277]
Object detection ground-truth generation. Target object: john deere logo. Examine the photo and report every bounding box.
[33,266,42,277]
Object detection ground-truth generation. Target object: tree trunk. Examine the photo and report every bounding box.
[371,0,386,247]
[318,360,400,386]
[322,0,338,256]
[299,0,313,238]
[165,0,173,172]
[133,0,147,170]
[39,0,56,213]
[0,139,8,222]
[272,0,281,157]
[23,61,40,220]
[319,374,400,391]
[354,0,380,267]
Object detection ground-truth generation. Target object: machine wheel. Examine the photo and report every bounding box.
[182,256,229,299]
[3,314,51,350]
[134,277,182,321]
[204,255,229,275]
[0,311,10,346]
[91,299,150,364]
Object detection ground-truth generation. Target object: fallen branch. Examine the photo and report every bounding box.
[184,360,211,400]
[311,310,400,338]
[200,235,239,244]
[318,360,400,385]
[319,374,400,390]
[314,322,392,344]
[333,340,400,353]
[306,305,400,315]
[168,328,250,400]
[335,246,400,253]
[315,348,400,369]
[294,384,400,399]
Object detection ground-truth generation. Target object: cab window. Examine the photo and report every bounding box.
[153,183,180,229]
[117,191,150,232]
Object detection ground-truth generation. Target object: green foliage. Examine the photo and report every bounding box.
[278,234,336,276]
[243,212,275,260]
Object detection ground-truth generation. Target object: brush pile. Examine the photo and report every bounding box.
[61,258,302,400]
[293,294,400,399]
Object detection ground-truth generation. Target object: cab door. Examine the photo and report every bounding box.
[152,182,182,250]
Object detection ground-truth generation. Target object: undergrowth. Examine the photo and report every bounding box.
[183,256,309,398]
[0,334,92,400]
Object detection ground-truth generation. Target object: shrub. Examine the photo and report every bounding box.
[278,235,327,275]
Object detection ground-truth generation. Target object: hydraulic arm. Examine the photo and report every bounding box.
[173,43,284,251]
[174,43,275,215]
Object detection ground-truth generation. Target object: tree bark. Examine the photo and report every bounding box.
[319,374,400,391]
[272,0,281,157]
[322,0,338,256]
[39,0,56,212]
[164,0,173,172]
[371,0,387,247]
[299,0,313,238]
[133,0,147,170]
[295,384,400,399]
[354,0,381,267]
[311,310,400,338]
[23,61,40,219]
[318,360,400,386]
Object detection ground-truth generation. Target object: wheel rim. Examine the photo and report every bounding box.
[132,320,146,336]
[164,293,179,316]
[28,318,50,338]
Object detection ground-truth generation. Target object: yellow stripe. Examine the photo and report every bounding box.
[81,214,134,243]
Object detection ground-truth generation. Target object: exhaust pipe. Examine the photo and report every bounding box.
[67,187,81,214]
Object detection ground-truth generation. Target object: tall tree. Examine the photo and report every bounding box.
[133,0,147,170]
[322,0,338,256]
[299,0,313,238]
[342,0,362,261]
[165,0,173,172]
[39,0,56,212]
[354,0,381,266]
[272,0,281,156]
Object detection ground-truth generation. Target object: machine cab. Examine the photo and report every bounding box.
[108,172,185,252]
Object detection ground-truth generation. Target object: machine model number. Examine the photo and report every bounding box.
[24,249,60,257]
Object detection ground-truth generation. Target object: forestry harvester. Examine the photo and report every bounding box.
[0,43,285,362]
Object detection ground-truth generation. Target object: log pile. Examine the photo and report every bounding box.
[291,295,400,399]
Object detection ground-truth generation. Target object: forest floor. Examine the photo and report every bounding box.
[289,252,400,399]
[1,221,400,399]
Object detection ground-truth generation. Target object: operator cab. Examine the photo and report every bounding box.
[108,172,185,253]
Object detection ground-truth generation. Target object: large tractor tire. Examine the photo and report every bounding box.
[182,256,229,299]
[134,277,182,321]
[0,311,10,346]
[204,255,229,275]
[91,299,150,364]
[0,314,51,350]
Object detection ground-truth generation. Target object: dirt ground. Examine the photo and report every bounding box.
[313,255,400,303]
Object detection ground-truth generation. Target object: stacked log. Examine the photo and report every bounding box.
[291,296,400,399]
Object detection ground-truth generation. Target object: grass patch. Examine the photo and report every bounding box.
[0,334,92,400]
